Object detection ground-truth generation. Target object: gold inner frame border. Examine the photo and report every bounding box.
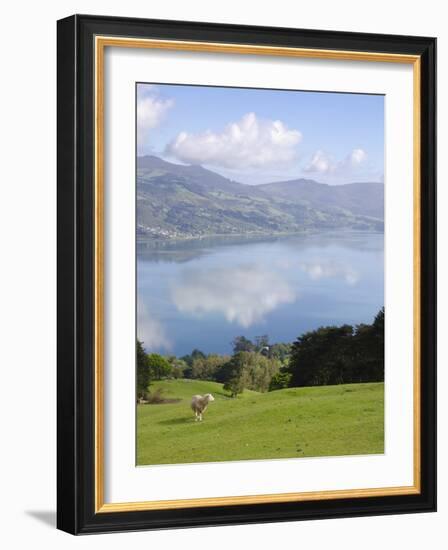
[94,36,421,513]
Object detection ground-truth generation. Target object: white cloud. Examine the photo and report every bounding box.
[137,88,173,155]
[137,301,172,351]
[304,148,367,176]
[300,260,359,285]
[171,264,296,328]
[350,148,367,165]
[165,112,302,170]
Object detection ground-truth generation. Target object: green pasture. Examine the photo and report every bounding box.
[137,379,384,465]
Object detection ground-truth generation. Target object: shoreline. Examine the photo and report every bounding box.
[137,228,384,251]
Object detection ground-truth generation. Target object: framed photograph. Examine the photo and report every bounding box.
[57,14,436,534]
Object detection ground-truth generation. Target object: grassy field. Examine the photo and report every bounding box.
[137,379,384,466]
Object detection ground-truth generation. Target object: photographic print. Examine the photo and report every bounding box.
[136,83,385,466]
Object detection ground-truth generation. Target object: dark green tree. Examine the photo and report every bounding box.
[136,340,150,399]
[351,307,384,382]
[287,308,384,387]
[223,352,250,397]
[180,348,206,368]
[232,336,255,354]
[288,325,354,387]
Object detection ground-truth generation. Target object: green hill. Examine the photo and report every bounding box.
[137,379,384,465]
[137,155,384,240]
[259,179,384,220]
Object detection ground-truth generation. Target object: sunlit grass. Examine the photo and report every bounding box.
[137,379,384,466]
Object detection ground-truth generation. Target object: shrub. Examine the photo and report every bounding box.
[269,372,292,391]
[148,353,172,380]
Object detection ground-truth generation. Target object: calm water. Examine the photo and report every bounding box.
[137,232,384,356]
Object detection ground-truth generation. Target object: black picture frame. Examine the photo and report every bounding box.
[57,14,436,535]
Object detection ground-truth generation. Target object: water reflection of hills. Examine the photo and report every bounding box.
[137,234,280,263]
[137,231,383,263]
[282,231,384,253]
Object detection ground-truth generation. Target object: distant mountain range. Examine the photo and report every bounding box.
[137,155,384,240]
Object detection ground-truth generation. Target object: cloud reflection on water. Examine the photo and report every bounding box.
[299,260,359,285]
[137,300,172,351]
[171,264,296,328]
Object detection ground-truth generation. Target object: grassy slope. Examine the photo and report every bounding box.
[137,379,384,466]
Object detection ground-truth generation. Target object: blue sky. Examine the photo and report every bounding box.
[137,83,384,185]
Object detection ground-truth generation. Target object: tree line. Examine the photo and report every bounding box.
[137,308,384,399]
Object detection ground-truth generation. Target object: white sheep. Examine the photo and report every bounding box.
[191,393,215,421]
